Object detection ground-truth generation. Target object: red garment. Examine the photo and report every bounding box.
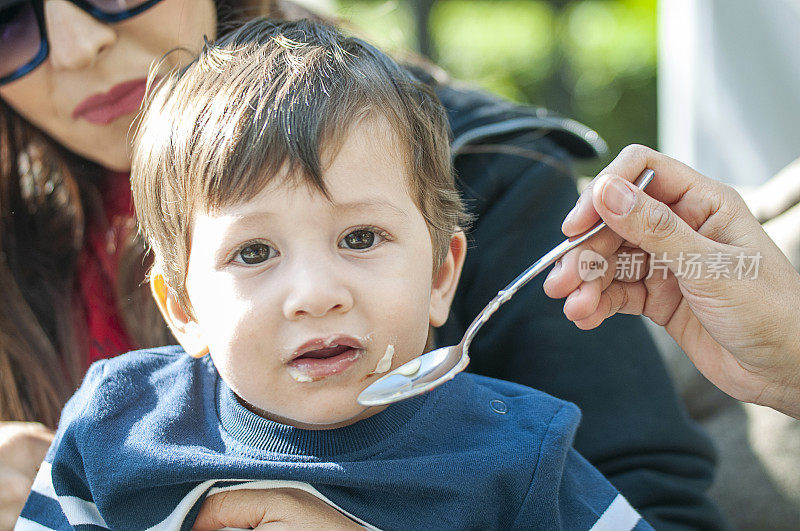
[75,171,136,365]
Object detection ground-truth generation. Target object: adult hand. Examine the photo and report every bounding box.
[0,422,54,528]
[193,488,364,530]
[543,145,800,418]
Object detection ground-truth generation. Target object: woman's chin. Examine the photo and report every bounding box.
[64,135,133,172]
[87,151,132,172]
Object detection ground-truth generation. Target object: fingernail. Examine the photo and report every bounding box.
[561,196,583,232]
[602,177,635,215]
[566,287,581,305]
[545,260,562,285]
[562,197,581,230]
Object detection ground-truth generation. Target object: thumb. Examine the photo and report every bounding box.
[592,174,710,258]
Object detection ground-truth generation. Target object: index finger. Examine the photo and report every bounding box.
[562,144,719,236]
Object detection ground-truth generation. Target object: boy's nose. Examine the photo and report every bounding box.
[282,262,354,320]
[45,1,117,71]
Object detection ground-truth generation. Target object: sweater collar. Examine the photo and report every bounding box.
[216,375,431,458]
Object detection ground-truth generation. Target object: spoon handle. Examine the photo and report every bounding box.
[461,169,655,350]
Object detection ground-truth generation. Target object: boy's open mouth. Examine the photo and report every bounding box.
[287,336,365,382]
[296,345,353,359]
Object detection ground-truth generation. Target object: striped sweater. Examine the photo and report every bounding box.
[17,347,652,530]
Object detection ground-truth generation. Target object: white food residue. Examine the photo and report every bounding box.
[397,357,421,376]
[287,366,313,383]
[372,344,395,374]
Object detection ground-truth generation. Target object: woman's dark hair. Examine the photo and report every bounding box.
[0,0,327,427]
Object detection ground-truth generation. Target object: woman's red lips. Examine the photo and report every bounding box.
[72,79,149,125]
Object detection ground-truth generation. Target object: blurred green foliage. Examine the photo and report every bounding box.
[334,0,657,174]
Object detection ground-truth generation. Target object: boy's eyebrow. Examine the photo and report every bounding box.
[330,198,409,220]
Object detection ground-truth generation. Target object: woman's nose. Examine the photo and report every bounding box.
[45,1,116,71]
[282,261,354,321]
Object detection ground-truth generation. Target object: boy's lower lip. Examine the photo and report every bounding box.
[287,348,363,381]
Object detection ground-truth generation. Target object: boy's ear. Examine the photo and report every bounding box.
[429,231,467,327]
[150,268,209,358]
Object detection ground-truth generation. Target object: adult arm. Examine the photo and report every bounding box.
[438,128,725,529]
[742,156,800,225]
[0,422,53,528]
[745,157,800,270]
[547,144,800,419]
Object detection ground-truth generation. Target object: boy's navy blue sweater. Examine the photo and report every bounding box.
[17,346,651,530]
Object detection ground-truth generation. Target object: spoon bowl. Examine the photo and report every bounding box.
[357,345,465,406]
[358,169,655,407]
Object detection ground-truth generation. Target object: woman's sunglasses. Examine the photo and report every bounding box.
[0,0,165,86]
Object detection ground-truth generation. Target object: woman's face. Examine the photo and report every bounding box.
[0,0,217,171]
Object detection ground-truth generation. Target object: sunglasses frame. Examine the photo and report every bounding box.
[0,0,165,86]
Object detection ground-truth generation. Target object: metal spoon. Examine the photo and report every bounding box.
[357,169,654,406]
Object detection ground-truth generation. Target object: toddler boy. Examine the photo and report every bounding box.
[18,18,651,530]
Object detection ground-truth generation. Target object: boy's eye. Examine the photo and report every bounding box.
[236,243,277,265]
[340,228,383,250]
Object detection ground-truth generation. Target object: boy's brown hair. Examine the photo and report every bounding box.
[131,18,470,311]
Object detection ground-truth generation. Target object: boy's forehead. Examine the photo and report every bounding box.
[323,117,411,180]
[194,114,419,220]
[216,178,414,220]
[261,118,414,203]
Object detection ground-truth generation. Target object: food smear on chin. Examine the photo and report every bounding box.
[287,366,313,382]
[368,344,395,377]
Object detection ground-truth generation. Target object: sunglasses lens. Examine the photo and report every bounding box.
[86,0,159,15]
[0,1,44,81]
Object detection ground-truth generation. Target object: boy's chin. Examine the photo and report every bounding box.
[244,397,382,430]
[280,403,383,430]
